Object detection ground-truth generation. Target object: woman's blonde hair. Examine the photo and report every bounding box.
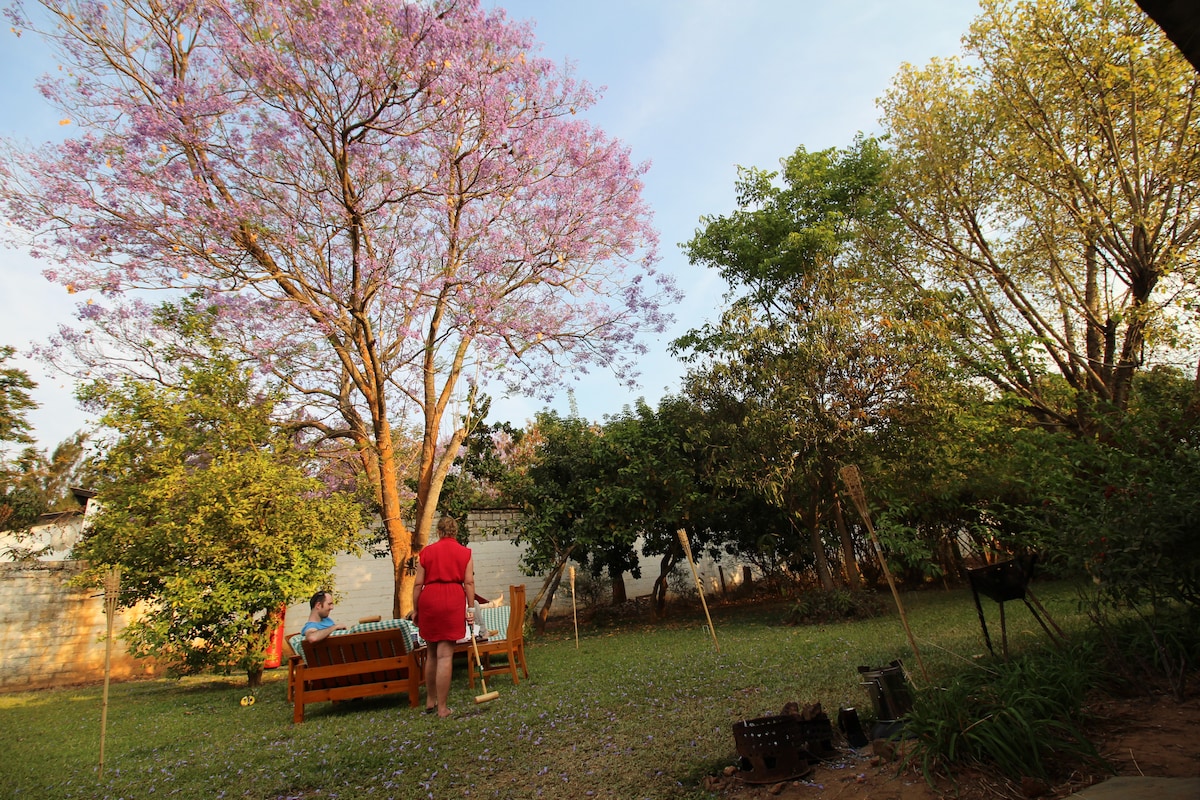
[436,516,458,539]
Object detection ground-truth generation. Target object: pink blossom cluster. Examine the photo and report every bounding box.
[1,0,677,413]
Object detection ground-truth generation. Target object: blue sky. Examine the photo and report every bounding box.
[0,0,982,451]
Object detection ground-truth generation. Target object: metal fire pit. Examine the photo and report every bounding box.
[732,714,831,784]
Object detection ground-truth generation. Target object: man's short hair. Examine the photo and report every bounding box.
[309,590,330,609]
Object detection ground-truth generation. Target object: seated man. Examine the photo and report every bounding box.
[301,590,346,643]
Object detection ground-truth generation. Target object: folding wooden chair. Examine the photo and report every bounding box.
[468,584,530,687]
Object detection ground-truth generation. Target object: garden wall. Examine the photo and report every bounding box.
[1,506,752,690]
[0,561,159,691]
[280,508,751,633]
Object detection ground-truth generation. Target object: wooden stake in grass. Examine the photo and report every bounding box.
[570,566,579,649]
[99,566,120,779]
[676,529,720,654]
[838,465,929,682]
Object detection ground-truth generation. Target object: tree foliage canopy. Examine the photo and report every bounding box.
[511,398,746,616]
[1,0,674,616]
[880,0,1200,432]
[0,346,36,449]
[677,138,956,588]
[0,347,88,536]
[73,352,364,685]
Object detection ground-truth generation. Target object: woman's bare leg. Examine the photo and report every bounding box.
[424,643,440,712]
[434,640,454,716]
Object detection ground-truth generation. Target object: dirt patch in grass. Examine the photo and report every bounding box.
[702,691,1200,799]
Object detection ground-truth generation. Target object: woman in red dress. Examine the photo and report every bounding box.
[412,516,475,717]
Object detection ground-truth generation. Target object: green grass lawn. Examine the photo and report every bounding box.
[3,581,1091,799]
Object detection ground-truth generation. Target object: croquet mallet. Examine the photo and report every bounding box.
[469,601,500,704]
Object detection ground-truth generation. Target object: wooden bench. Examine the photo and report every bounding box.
[287,619,424,723]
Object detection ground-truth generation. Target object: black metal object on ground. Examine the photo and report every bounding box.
[966,555,1067,658]
[857,660,913,722]
[732,713,832,784]
[837,707,869,748]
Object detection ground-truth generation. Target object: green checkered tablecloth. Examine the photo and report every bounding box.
[347,617,420,652]
[288,633,307,664]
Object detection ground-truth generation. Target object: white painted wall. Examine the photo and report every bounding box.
[2,501,758,643]
[281,509,759,633]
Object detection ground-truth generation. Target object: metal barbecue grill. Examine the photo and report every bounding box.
[966,554,1066,657]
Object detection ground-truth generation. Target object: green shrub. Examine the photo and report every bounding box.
[902,643,1105,782]
[784,588,890,624]
[1085,601,1200,700]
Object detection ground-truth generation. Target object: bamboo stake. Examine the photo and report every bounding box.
[99,566,120,779]
[838,465,929,682]
[569,566,579,649]
[676,529,720,653]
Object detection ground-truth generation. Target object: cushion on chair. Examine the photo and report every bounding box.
[288,633,307,665]
[477,606,510,640]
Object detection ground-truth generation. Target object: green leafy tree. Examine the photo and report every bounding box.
[73,358,365,687]
[511,411,615,627]
[678,138,951,590]
[0,345,36,449]
[513,396,772,619]
[880,0,1200,433]
[567,396,757,615]
[0,349,90,536]
[0,432,92,546]
[1030,366,1200,609]
[599,397,710,614]
[670,387,799,588]
[436,399,524,522]
[0,345,39,531]
[995,367,1200,694]
[512,404,705,622]
[862,383,1067,583]
[1,448,43,535]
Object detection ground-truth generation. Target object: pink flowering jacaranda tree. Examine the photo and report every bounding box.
[0,0,673,617]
